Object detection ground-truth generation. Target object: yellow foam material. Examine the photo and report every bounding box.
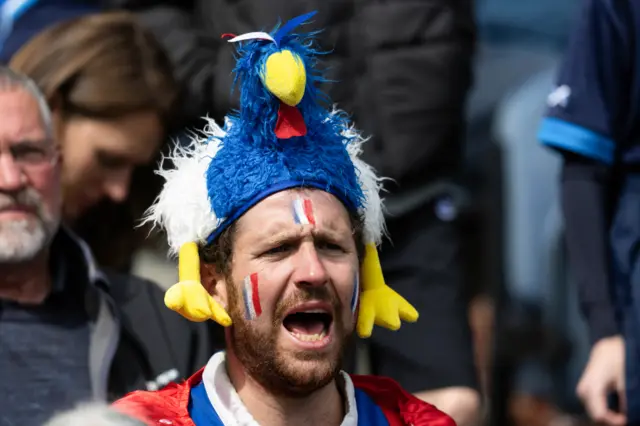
[262,49,306,106]
[164,242,232,326]
[356,243,419,338]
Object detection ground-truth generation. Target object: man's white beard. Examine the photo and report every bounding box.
[0,218,54,263]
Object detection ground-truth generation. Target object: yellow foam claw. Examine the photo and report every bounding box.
[356,243,419,338]
[164,241,232,326]
[164,280,232,326]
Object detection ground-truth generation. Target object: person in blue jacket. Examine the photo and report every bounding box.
[539,0,640,424]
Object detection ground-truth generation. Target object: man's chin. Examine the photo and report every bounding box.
[268,334,344,393]
[0,220,49,263]
[266,354,340,398]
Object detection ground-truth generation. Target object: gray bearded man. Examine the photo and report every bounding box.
[0,67,218,426]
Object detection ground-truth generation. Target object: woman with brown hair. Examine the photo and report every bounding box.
[9,11,179,270]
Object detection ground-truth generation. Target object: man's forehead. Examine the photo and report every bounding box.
[238,189,352,234]
[0,88,46,140]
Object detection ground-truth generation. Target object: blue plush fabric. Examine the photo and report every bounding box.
[205,13,364,243]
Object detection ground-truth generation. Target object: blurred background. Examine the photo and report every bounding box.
[0,0,604,425]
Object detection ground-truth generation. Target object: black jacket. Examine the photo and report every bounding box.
[113,0,475,198]
[53,227,224,401]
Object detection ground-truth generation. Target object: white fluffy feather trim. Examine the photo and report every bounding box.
[141,117,225,256]
[342,122,387,245]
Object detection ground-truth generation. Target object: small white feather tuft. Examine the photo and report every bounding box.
[341,122,388,245]
[141,117,227,256]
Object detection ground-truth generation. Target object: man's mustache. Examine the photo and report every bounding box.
[0,189,44,216]
[274,286,340,320]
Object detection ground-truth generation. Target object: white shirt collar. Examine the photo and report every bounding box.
[201,351,358,426]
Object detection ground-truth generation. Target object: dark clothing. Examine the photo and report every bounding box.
[0,228,223,425]
[0,293,92,425]
[560,155,617,345]
[610,174,640,424]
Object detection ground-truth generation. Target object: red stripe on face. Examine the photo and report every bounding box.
[303,199,315,225]
[250,273,262,316]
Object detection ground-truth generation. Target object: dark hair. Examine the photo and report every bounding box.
[200,211,366,276]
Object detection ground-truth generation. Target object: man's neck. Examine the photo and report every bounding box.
[226,354,345,426]
[0,251,51,304]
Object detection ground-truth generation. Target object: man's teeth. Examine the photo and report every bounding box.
[291,330,326,342]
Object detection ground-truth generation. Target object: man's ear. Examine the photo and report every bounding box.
[200,261,228,309]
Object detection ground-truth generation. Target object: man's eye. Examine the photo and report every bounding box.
[316,241,344,252]
[264,244,294,256]
[13,147,47,164]
[97,152,128,169]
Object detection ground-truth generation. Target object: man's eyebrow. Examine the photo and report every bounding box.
[12,138,49,146]
[247,221,296,242]
[311,226,350,241]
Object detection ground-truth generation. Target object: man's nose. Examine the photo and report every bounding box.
[103,169,132,203]
[0,154,26,191]
[292,243,329,288]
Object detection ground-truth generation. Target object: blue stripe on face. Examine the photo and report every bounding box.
[350,273,359,313]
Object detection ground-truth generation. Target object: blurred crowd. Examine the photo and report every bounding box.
[0,0,635,425]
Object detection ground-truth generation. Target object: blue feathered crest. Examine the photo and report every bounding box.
[205,11,365,243]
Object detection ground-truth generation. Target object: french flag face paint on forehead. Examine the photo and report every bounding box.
[243,273,262,320]
[292,197,316,225]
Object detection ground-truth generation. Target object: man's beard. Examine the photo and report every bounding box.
[0,189,59,263]
[226,278,352,398]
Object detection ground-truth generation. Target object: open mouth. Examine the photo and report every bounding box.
[283,308,333,343]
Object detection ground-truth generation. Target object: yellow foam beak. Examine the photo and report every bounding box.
[164,242,232,326]
[356,243,419,338]
[262,49,306,106]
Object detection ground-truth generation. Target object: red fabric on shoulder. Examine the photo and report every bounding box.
[351,375,457,426]
[112,368,204,426]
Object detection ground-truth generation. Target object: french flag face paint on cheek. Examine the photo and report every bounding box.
[292,198,316,225]
[242,273,262,320]
[350,272,360,314]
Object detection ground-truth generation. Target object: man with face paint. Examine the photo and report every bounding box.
[113,11,454,426]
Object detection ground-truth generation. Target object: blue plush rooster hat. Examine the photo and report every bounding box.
[143,11,418,338]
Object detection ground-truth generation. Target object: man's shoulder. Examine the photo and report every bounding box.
[350,374,457,426]
[113,370,203,424]
[112,386,185,424]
